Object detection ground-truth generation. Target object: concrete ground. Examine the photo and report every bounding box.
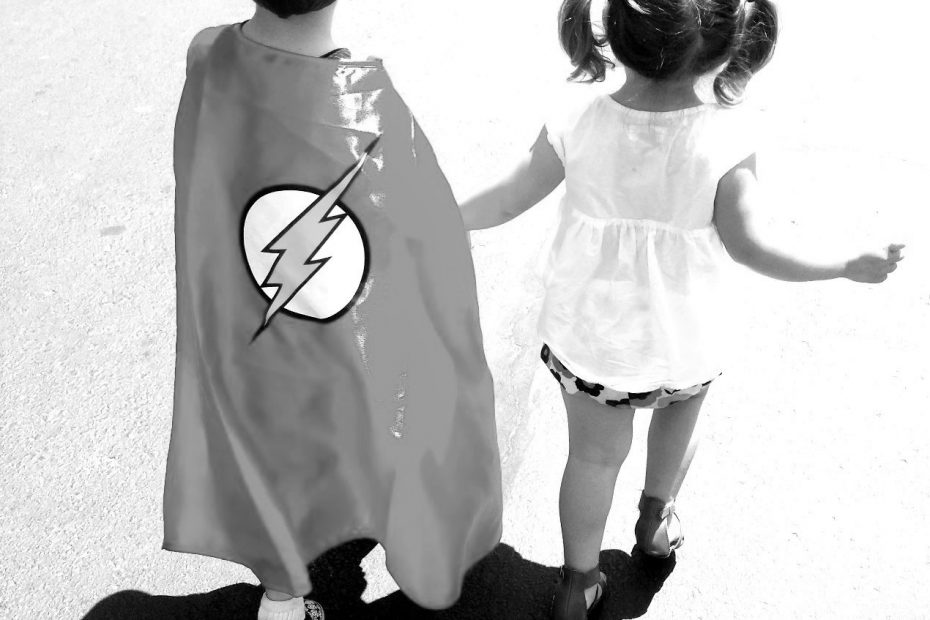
[2,0,929,618]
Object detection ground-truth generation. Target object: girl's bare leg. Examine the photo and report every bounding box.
[559,389,635,603]
[644,388,709,502]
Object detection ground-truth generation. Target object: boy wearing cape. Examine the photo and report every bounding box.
[164,2,503,618]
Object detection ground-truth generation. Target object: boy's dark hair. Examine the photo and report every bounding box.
[559,0,778,105]
[254,0,337,18]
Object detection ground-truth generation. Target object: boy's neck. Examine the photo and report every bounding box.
[242,5,339,57]
[612,69,703,112]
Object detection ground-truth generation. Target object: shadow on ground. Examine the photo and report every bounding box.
[82,541,676,620]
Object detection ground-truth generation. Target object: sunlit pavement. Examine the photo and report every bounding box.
[2,1,928,618]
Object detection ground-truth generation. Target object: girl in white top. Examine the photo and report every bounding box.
[462,1,904,618]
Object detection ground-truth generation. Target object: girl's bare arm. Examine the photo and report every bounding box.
[461,127,566,231]
[714,155,904,283]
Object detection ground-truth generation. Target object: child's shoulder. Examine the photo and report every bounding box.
[706,101,762,126]
[545,93,606,139]
[698,102,768,173]
[184,25,228,71]
[705,102,766,145]
[184,24,384,68]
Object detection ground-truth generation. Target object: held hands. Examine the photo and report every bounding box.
[843,244,905,283]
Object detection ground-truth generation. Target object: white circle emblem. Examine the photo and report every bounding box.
[241,187,368,324]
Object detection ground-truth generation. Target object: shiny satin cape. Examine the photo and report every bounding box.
[164,24,502,608]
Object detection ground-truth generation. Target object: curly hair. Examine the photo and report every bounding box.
[559,0,778,105]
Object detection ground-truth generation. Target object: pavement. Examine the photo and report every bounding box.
[2,1,929,619]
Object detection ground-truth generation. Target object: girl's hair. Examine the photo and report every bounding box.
[559,0,778,105]
[254,0,337,19]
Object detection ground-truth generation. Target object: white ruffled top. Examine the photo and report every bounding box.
[539,95,756,392]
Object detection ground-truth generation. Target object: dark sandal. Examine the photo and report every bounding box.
[551,564,608,620]
[634,492,683,559]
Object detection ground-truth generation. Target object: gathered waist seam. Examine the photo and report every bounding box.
[565,208,716,236]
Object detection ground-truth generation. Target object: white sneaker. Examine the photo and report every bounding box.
[304,599,325,620]
[257,593,307,620]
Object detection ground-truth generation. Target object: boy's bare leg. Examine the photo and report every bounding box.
[264,588,304,602]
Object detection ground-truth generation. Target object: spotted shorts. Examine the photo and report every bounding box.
[540,344,714,410]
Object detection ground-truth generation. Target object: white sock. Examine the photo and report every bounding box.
[257,593,305,620]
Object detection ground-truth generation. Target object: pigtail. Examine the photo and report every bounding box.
[559,0,614,82]
[713,0,778,105]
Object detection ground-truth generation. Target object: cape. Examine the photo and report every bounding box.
[163,24,502,608]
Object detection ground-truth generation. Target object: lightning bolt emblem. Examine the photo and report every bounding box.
[253,137,380,341]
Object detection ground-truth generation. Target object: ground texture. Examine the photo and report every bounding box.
[2,1,928,619]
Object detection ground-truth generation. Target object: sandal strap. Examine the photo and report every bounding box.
[666,509,683,550]
[637,492,684,555]
[560,564,604,589]
[582,566,603,589]
[639,492,675,520]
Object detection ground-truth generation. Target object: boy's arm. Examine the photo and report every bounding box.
[714,155,904,283]
[460,127,565,231]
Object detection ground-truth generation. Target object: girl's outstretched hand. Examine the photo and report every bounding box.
[843,244,905,283]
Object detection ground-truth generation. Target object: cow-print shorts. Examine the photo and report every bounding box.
[540,344,714,410]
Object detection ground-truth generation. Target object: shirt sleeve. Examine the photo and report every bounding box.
[719,105,764,172]
[544,97,596,166]
[545,119,568,165]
